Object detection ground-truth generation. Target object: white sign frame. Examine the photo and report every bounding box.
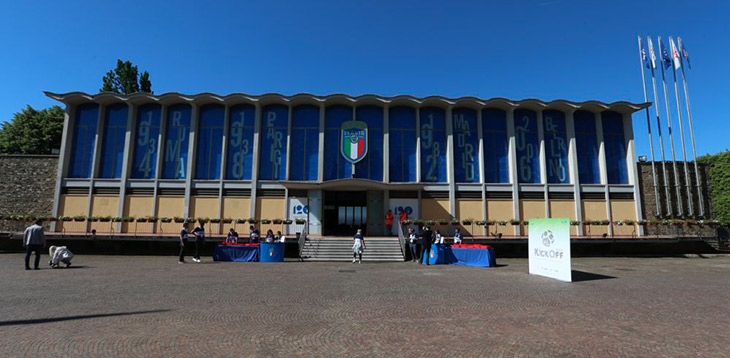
[528,218,572,282]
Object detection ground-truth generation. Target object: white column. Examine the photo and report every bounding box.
[285,104,293,180]
[477,108,485,185]
[624,112,645,235]
[446,106,456,217]
[415,107,421,183]
[596,111,613,236]
[51,104,75,231]
[566,109,583,235]
[507,108,521,236]
[218,105,231,231]
[537,109,549,218]
[183,103,199,219]
[318,103,325,182]
[151,104,167,222]
[383,104,390,183]
[116,103,136,233]
[86,103,105,233]
[249,103,262,218]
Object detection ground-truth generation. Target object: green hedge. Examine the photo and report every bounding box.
[699,150,730,222]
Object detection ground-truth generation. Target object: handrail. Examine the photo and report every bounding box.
[396,222,406,258]
[298,220,308,259]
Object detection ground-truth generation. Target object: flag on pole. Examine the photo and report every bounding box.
[641,45,651,70]
[659,37,672,70]
[679,37,691,69]
[647,37,657,69]
[669,37,681,70]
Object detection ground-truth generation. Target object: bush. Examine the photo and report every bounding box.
[260,219,272,224]
[699,151,730,222]
[235,218,247,224]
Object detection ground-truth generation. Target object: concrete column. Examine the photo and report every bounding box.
[415,107,421,183]
[217,105,231,232]
[285,104,293,180]
[151,104,167,223]
[184,103,199,220]
[566,110,583,235]
[383,104,390,183]
[624,112,645,235]
[446,106,456,217]
[507,108,521,236]
[537,110,548,218]
[477,109,485,185]
[318,103,325,182]
[51,104,75,231]
[116,103,136,233]
[86,103,105,233]
[596,111,613,236]
[249,103,262,218]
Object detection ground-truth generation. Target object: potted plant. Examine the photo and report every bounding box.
[60,216,73,222]
[284,219,293,225]
[294,218,305,225]
[88,216,100,222]
[222,218,233,224]
[122,216,135,223]
[111,217,122,223]
[521,220,529,226]
[172,216,184,223]
[623,219,636,226]
[413,219,424,226]
[450,219,460,226]
[437,219,450,226]
[570,220,581,226]
[247,218,259,224]
[99,216,112,222]
[425,219,437,227]
[185,217,196,223]
[474,220,486,226]
[498,220,508,226]
[196,217,209,224]
[235,218,247,224]
[260,219,272,224]
[73,215,86,222]
[136,217,148,223]
[509,219,520,226]
[160,217,172,223]
[209,218,221,224]
[273,218,283,224]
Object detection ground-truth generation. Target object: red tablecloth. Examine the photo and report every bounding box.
[218,243,260,247]
[451,244,491,249]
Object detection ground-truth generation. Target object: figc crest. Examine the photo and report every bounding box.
[340,120,368,164]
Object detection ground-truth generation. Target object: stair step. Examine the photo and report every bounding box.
[301,238,404,262]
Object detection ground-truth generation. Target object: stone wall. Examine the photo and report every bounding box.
[0,155,58,232]
[637,161,715,236]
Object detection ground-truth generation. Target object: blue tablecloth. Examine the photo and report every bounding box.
[213,245,259,262]
[423,245,496,267]
[260,242,285,262]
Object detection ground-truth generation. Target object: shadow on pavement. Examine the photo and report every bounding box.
[0,309,171,327]
[571,270,616,282]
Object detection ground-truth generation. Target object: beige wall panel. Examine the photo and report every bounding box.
[610,200,638,236]
[520,200,545,234]
[456,199,483,236]
[122,196,154,233]
[89,196,120,233]
[156,197,185,234]
[221,197,251,233]
[256,198,286,235]
[549,200,577,235]
[421,199,451,220]
[486,200,512,237]
[57,195,88,232]
[582,200,608,236]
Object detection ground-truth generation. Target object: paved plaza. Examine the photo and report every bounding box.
[0,253,729,357]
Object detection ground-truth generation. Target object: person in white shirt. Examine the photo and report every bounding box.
[276,230,285,243]
[434,229,444,245]
[453,228,463,245]
[407,228,419,263]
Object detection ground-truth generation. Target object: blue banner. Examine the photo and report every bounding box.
[162,104,191,179]
[482,108,509,183]
[388,106,417,182]
[453,108,479,183]
[259,105,288,180]
[420,107,446,182]
[290,105,320,181]
[543,110,569,184]
[354,106,382,181]
[515,109,540,183]
[195,105,224,180]
[226,104,255,180]
[132,104,161,179]
[68,103,99,178]
[99,103,128,178]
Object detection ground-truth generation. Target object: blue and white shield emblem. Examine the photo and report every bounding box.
[340,120,368,164]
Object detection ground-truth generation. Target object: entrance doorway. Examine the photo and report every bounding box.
[323,191,367,236]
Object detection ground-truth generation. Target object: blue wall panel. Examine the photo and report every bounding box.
[290,105,320,181]
[226,105,255,180]
[602,111,628,184]
[514,109,540,183]
[162,104,191,179]
[131,104,161,179]
[68,103,99,178]
[482,108,509,183]
[259,105,288,180]
[98,103,128,178]
[574,111,600,184]
[420,107,446,182]
[354,106,383,181]
[388,106,417,182]
[543,110,569,184]
[195,104,224,180]
[324,106,353,180]
[453,108,479,183]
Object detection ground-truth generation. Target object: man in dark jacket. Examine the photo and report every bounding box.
[23,220,46,270]
[419,226,434,265]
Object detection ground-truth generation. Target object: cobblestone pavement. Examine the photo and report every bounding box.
[1,254,729,358]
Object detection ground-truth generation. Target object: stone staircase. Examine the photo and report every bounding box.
[301,237,404,262]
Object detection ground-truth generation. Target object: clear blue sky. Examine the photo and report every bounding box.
[1,0,728,157]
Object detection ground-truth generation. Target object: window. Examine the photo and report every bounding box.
[324,106,353,180]
[195,104,224,180]
[602,111,628,184]
[543,110,569,184]
[453,107,479,183]
[98,104,128,178]
[131,104,161,179]
[420,107,446,182]
[354,106,383,181]
[259,105,288,180]
[290,105,319,181]
[515,109,540,183]
[574,111,599,184]
[388,106,417,182]
[482,108,509,183]
[226,104,255,180]
[68,103,99,178]
[162,104,191,179]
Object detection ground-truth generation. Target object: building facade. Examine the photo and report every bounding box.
[46,92,649,237]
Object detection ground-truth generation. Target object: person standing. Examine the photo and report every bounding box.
[453,228,463,245]
[434,229,444,245]
[178,224,188,263]
[407,228,419,263]
[192,221,205,263]
[23,219,46,270]
[385,210,394,236]
[249,225,260,243]
[352,229,366,264]
[226,228,238,244]
[419,226,434,265]
[399,210,408,224]
[276,231,285,243]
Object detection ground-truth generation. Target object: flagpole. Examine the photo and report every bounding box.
[637,36,661,217]
[658,36,683,217]
[669,36,694,216]
[647,36,672,216]
[678,37,705,217]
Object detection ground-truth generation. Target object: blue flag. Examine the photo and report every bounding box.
[659,37,672,70]
[641,46,651,70]
[679,37,691,69]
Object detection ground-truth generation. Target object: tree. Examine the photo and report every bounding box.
[0,105,65,154]
[101,59,153,94]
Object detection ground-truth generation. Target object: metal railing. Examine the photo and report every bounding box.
[396,222,406,257]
